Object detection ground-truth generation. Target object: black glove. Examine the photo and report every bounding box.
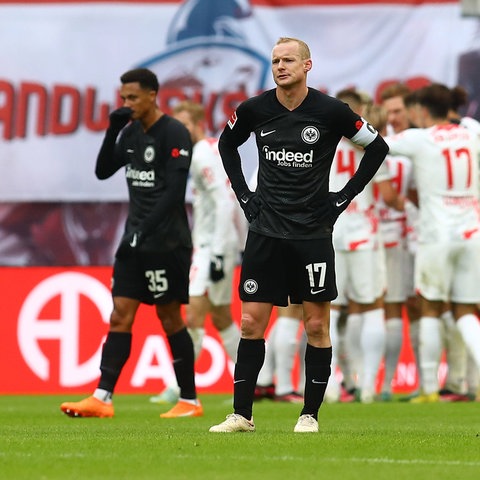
[238,191,261,222]
[317,189,352,224]
[115,231,144,259]
[209,255,225,282]
[108,107,133,133]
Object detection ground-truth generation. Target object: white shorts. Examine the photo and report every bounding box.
[415,240,480,304]
[189,244,237,305]
[332,248,386,306]
[383,245,415,303]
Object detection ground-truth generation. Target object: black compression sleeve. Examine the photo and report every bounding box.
[343,134,389,197]
[218,136,250,199]
[95,129,123,180]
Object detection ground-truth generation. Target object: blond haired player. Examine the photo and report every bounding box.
[151,100,242,404]
[380,83,421,401]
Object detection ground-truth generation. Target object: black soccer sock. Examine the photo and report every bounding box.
[233,338,265,420]
[167,327,196,400]
[98,331,132,392]
[301,345,332,420]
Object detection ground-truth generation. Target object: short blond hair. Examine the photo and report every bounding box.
[363,104,387,132]
[379,82,411,103]
[172,100,205,123]
[275,37,311,60]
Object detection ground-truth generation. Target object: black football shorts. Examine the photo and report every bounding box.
[239,231,337,306]
[112,246,192,305]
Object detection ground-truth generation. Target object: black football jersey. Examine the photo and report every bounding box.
[220,88,375,239]
[116,115,192,250]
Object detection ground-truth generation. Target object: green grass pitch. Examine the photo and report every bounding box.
[0,394,479,480]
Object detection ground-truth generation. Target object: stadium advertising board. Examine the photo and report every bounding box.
[0,267,423,394]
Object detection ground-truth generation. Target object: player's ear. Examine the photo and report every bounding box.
[304,59,312,73]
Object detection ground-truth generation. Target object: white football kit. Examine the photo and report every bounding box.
[188,138,240,305]
[386,124,480,303]
[377,154,417,303]
[330,138,389,305]
[460,116,480,201]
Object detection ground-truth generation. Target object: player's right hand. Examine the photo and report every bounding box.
[209,255,225,282]
[239,191,261,222]
[109,107,133,132]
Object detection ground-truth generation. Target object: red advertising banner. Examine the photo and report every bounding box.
[1,266,419,395]
[1,267,238,394]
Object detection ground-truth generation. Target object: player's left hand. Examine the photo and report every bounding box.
[209,255,225,282]
[316,190,352,224]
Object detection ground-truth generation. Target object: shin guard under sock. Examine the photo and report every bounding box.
[168,327,196,400]
[233,338,265,419]
[301,345,332,420]
[98,331,132,392]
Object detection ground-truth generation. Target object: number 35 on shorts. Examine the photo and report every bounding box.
[145,269,169,297]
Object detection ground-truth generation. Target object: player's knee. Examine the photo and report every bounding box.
[109,309,134,332]
[304,317,329,340]
[240,313,264,339]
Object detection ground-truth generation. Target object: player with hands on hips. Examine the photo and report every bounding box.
[209,37,388,434]
[60,68,202,419]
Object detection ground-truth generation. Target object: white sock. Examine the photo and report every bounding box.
[441,310,466,393]
[257,322,276,387]
[409,319,422,389]
[466,352,479,397]
[360,308,386,397]
[337,313,355,391]
[274,316,301,395]
[179,397,200,406]
[325,308,341,401]
[419,316,443,394]
[456,314,480,370]
[93,388,112,403]
[382,317,403,393]
[219,322,241,363]
[345,313,363,388]
[188,327,205,360]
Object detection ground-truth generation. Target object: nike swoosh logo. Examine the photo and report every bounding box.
[233,379,246,384]
[335,199,348,207]
[312,380,328,384]
[129,235,137,248]
[154,292,165,298]
[260,129,276,137]
[310,288,325,295]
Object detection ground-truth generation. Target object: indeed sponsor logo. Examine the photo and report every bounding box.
[125,165,155,187]
[263,145,313,167]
